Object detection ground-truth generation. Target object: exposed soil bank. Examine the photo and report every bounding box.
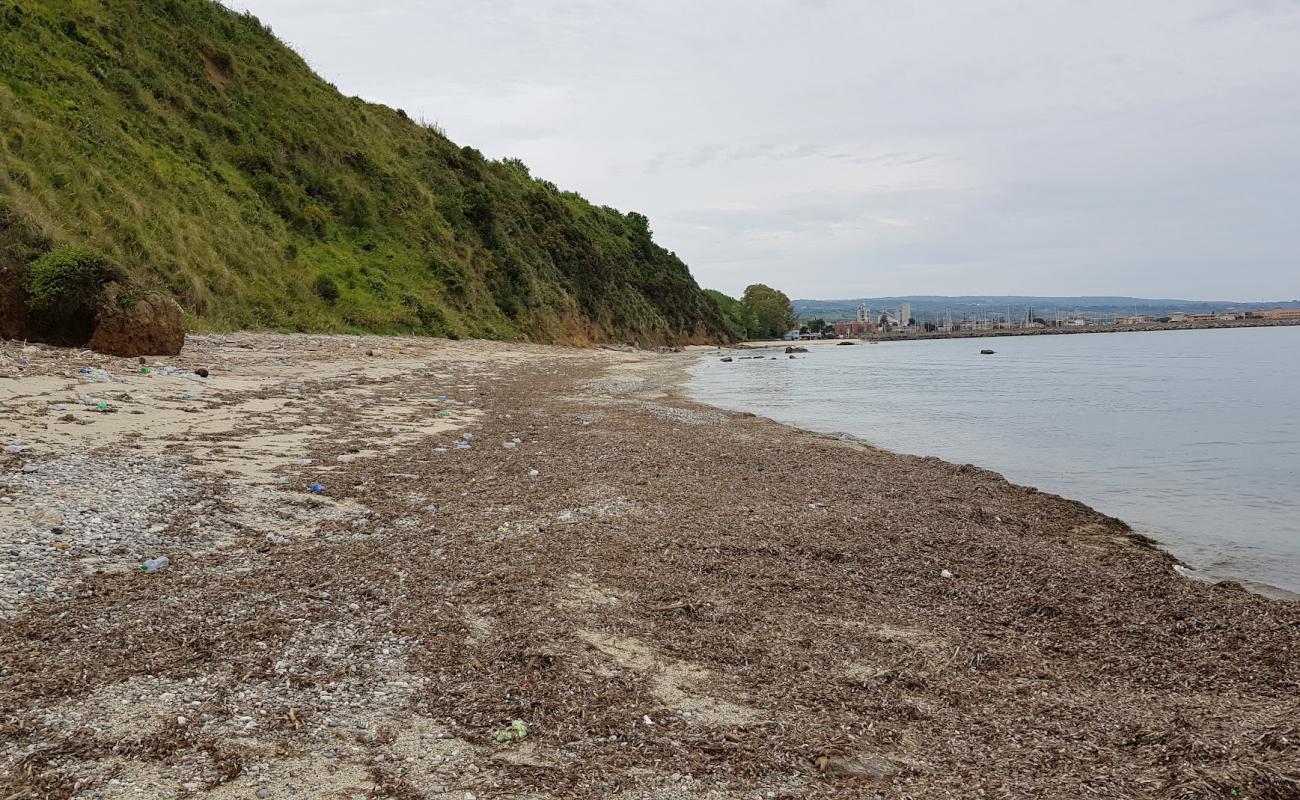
[0,335,1296,799]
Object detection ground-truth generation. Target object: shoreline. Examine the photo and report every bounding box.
[687,341,1300,601]
[2,334,1297,798]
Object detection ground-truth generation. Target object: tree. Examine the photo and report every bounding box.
[923,322,937,332]
[704,289,757,341]
[879,313,892,332]
[741,284,796,339]
[806,318,826,333]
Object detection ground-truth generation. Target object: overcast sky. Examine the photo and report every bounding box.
[227,0,1299,300]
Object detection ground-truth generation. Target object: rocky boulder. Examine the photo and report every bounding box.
[87,283,185,356]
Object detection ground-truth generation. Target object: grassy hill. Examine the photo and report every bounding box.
[0,0,729,344]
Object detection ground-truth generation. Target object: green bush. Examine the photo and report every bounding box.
[313,274,340,302]
[25,245,125,314]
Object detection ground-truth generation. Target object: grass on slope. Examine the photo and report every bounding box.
[0,0,728,343]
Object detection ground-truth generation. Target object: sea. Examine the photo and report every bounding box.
[686,326,1300,596]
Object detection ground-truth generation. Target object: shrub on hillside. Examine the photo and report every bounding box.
[24,245,126,315]
[313,274,340,302]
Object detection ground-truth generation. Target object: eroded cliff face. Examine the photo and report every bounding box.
[87,284,186,356]
[0,268,29,341]
[0,273,185,356]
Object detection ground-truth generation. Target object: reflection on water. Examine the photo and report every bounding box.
[687,327,1300,594]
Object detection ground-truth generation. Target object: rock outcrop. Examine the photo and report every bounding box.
[87,283,185,356]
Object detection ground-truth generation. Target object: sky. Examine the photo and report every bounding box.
[226,0,1300,301]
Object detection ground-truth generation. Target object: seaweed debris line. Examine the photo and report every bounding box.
[0,334,1296,799]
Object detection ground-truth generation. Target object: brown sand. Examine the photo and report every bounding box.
[0,334,1296,799]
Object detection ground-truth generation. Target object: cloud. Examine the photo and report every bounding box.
[229,0,1300,299]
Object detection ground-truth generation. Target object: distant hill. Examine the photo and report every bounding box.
[0,0,728,344]
[795,296,1300,322]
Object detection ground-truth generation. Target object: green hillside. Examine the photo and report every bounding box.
[0,0,729,344]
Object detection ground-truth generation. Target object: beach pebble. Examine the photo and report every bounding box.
[32,509,64,528]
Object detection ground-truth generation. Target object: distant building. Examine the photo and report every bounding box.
[900,302,911,327]
[833,321,876,338]
[1245,308,1300,320]
[856,303,869,323]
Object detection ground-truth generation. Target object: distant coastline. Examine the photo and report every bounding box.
[746,316,1300,346]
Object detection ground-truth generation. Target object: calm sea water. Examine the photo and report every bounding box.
[687,326,1300,595]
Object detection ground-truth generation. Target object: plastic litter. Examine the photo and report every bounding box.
[940,569,955,579]
[528,469,539,477]
[492,720,528,744]
[140,367,150,375]
[79,367,118,383]
[275,476,289,485]
[142,556,170,573]
[336,454,354,463]
[436,395,448,402]
[310,482,326,494]
[503,441,517,449]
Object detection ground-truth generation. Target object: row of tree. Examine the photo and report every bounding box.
[706,284,796,340]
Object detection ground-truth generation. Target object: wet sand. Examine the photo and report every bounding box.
[1,334,1296,798]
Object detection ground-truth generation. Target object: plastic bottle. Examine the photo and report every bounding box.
[142,556,170,573]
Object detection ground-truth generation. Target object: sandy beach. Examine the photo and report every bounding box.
[1,334,1296,799]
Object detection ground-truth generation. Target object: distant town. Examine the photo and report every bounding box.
[786,303,1300,340]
